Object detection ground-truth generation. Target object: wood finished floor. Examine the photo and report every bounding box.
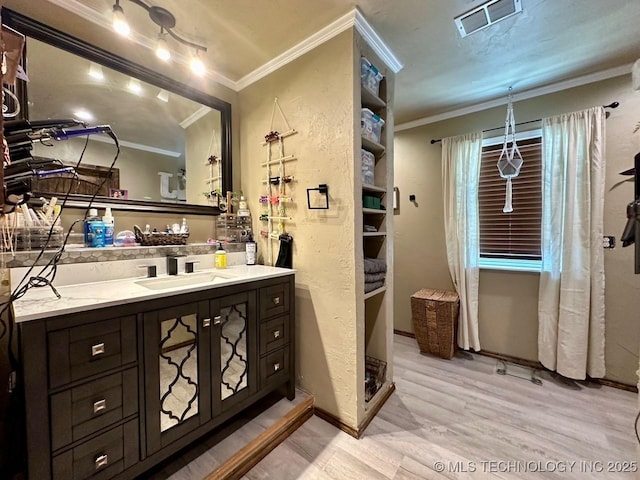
[164,335,639,479]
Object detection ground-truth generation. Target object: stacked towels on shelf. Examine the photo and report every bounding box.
[364,257,386,293]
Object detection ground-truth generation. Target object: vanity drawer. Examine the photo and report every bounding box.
[259,282,290,320]
[259,315,289,355]
[52,419,138,480]
[50,368,138,452]
[260,346,290,389]
[49,316,137,389]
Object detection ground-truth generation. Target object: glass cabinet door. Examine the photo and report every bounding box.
[212,291,257,412]
[144,300,211,454]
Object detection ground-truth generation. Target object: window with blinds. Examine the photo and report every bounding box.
[478,136,542,263]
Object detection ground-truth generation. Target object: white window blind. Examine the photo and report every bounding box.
[478,136,542,262]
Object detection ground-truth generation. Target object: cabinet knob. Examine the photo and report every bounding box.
[272,296,280,305]
[213,315,222,325]
[273,362,281,372]
[91,343,105,357]
[203,318,211,328]
[95,453,108,470]
[93,399,107,414]
[273,330,281,339]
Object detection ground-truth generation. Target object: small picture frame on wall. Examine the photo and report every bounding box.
[110,188,128,199]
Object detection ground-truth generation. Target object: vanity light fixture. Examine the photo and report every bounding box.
[155,29,171,61]
[189,51,206,76]
[111,0,208,73]
[112,0,130,37]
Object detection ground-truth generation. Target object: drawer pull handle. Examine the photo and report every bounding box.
[91,343,105,357]
[213,315,222,325]
[203,318,211,328]
[273,362,281,372]
[93,399,107,414]
[272,296,280,305]
[95,453,108,470]
[273,330,281,339]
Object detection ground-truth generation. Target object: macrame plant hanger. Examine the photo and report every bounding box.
[496,87,523,213]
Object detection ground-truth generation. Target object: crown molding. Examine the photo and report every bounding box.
[47,0,238,90]
[395,63,633,131]
[89,135,182,157]
[236,10,356,90]
[179,105,212,129]
[236,8,402,89]
[353,9,403,74]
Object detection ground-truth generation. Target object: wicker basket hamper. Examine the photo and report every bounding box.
[410,288,459,359]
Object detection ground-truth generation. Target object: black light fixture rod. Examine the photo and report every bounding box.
[124,0,207,52]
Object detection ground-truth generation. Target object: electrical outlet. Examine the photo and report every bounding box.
[603,236,616,249]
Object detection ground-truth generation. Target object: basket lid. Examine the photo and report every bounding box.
[411,288,459,302]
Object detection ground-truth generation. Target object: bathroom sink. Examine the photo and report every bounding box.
[135,272,234,290]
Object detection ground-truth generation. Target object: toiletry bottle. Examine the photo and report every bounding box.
[84,208,100,246]
[87,219,105,248]
[214,242,227,269]
[102,207,114,246]
[245,235,256,265]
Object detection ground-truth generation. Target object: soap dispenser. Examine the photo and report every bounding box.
[214,242,227,269]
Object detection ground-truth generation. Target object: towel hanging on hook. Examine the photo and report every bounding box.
[496,87,523,213]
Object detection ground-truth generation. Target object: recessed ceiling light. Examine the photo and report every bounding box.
[454,0,522,38]
[127,77,142,94]
[88,62,104,80]
[157,89,169,102]
[73,109,94,121]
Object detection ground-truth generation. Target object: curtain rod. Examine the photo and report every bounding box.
[429,101,619,144]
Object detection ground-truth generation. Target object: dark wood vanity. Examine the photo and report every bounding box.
[18,273,295,480]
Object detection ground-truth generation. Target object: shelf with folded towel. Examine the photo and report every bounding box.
[363,207,386,214]
[363,183,386,193]
[364,286,386,300]
[363,232,386,237]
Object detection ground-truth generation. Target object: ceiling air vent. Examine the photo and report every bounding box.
[454,0,522,38]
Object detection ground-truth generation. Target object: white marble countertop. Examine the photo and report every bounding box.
[12,265,294,323]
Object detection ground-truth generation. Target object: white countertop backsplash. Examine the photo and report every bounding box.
[10,252,292,323]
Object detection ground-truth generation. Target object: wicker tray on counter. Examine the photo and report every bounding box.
[133,225,189,246]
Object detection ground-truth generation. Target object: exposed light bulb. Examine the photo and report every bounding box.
[112,3,130,37]
[190,54,206,76]
[155,35,171,61]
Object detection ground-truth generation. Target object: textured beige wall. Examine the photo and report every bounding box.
[394,75,640,384]
[238,31,358,426]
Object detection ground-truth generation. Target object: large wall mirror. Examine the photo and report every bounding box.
[2,8,232,215]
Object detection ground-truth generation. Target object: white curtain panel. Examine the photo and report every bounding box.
[442,132,482,351]
[538,106,606,380]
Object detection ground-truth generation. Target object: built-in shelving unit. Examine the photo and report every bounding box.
[357,39,395,423]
